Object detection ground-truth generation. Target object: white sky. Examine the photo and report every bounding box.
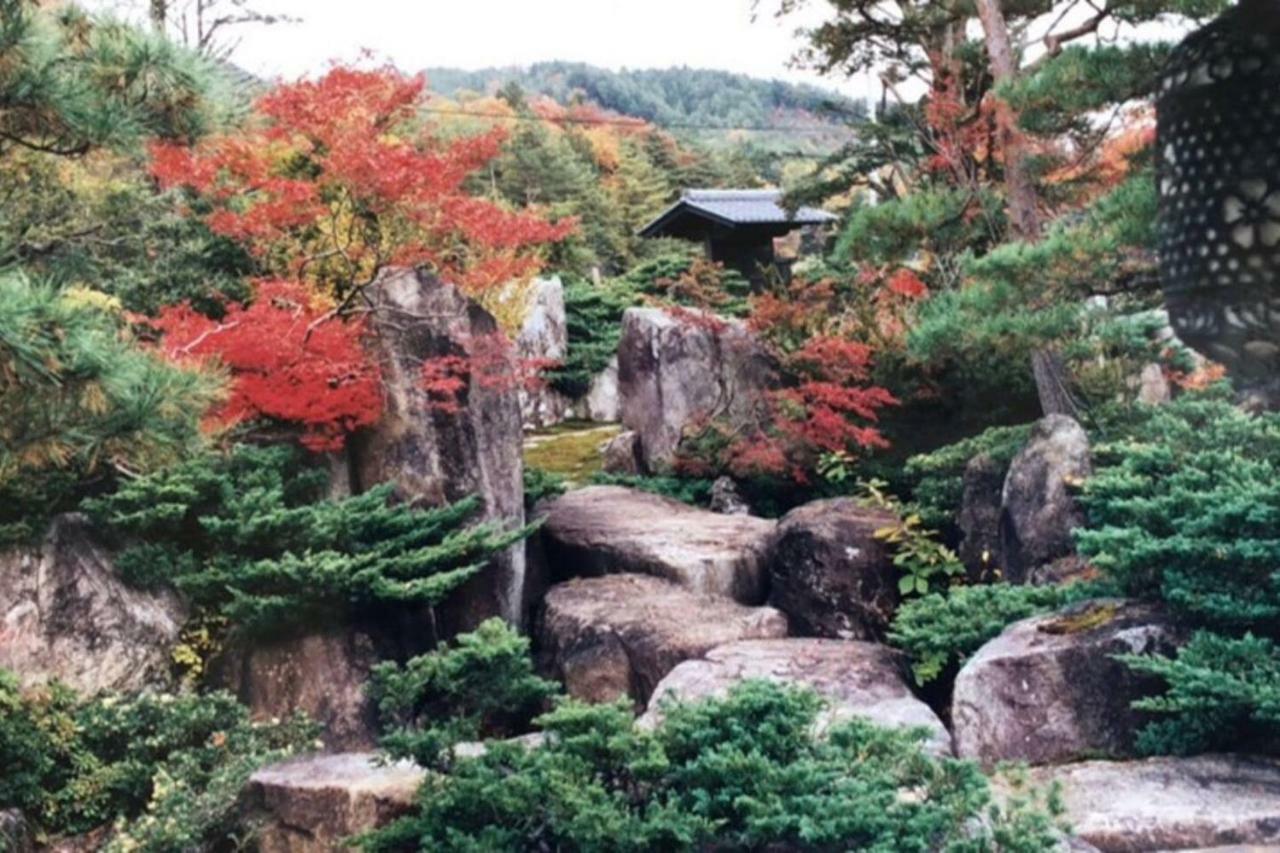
[90,0,881,100]
[86,0,1201,108]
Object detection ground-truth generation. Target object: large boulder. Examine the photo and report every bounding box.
[766,499,899,640]
[213,630,381,750]
[957,453,1005,581]
[617,307,776,471]
[999,414,1091,583]
[640,639,951,755]
[516,276,573,429]
[538,485,775,603]
[536,574,788,705]
[0,514,184,694]
[242,753,425,853]
[350,268,526,629]
[995,755,1280,851]
[952,599,1183,768]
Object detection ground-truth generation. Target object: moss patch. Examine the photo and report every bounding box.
[1040,601,1119,635]
[523,422,622,486]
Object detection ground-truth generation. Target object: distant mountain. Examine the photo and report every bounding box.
[421,61,865,151]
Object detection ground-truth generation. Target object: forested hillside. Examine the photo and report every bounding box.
[423,61,865,150]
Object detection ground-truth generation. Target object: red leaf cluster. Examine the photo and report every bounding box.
[150,66,576,297]
[151,280,382,452]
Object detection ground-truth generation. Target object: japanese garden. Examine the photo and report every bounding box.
[1,0,1279,850]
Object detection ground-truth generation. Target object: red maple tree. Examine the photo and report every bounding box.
[147,66,576,448]
[150,66,575,299]
[151,280,382,452]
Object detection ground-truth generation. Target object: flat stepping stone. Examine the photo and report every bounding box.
[994,755,1280,852]
[536,573,788,705]
[639,638,951,755]
[243,752,425,853]
[539,485,775,603]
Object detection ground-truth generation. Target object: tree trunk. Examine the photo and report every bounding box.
[1031,349,1080,418]
[149,0,167,32]
[974,0,1041,243]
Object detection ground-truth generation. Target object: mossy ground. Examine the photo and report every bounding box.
[523,421,622,486]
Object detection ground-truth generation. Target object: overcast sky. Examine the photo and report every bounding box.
[91,0,880,99]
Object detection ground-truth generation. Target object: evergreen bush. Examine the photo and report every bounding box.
[361,680,1062,852]
[370,619,560,770]
[1077,397,1280,753]
[86,445,532,635]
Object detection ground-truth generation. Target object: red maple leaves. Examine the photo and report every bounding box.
[151,281,382,452]
[150,66,575,297]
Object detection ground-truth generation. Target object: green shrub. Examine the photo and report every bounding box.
[86,445,532,635]
[370,619,560,770]
[1077,397,1280,753]
[523,466,568,511]
[589,471,714,507]
[361,680,1061,852]
[901,424,1033,529]
[1119,631,1280,757]
[547,275,641,398]
[0,671,314,846]
[890,582,1102,684]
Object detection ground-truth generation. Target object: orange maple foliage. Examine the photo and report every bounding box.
[150,66,576,299]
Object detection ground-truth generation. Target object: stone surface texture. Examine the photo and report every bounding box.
[999,414,1091,583]
[766,498,900,640]
[350,267,525,628]
[538,485,775,603]
[243,753,425,853]
[953,599,1183,768]
[996,755,1280,852]
[536,574,788,705]
[214,630,380,750]
[0,514,184,694]
[617,307,775,471]
[640,639,951,755]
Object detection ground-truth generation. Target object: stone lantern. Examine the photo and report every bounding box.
[1157,0,1280,390]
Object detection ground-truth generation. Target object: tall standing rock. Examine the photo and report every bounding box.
[516,276,573,429]
[617,307,776,471]
[0,514,184,694]
[999,414,1091,583]
[350,268,525,629]
[958,453,1006,581]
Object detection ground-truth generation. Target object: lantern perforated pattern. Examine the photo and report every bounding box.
[1157,2,1280,380]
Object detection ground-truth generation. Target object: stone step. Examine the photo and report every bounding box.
[993,755,1280,852]
[537,485,776,603]
[535,573,788,705]
[639,638,952,756]
[242,752,425,853]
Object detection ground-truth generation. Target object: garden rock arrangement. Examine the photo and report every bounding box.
[617,306,776,471]
[535,573,788,704]
[242,753,426,853]
[639,639,951,755]
[0,514,184,694]
[952,599,1183,767]
[537,484,776,602]
[766,498,900,640]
